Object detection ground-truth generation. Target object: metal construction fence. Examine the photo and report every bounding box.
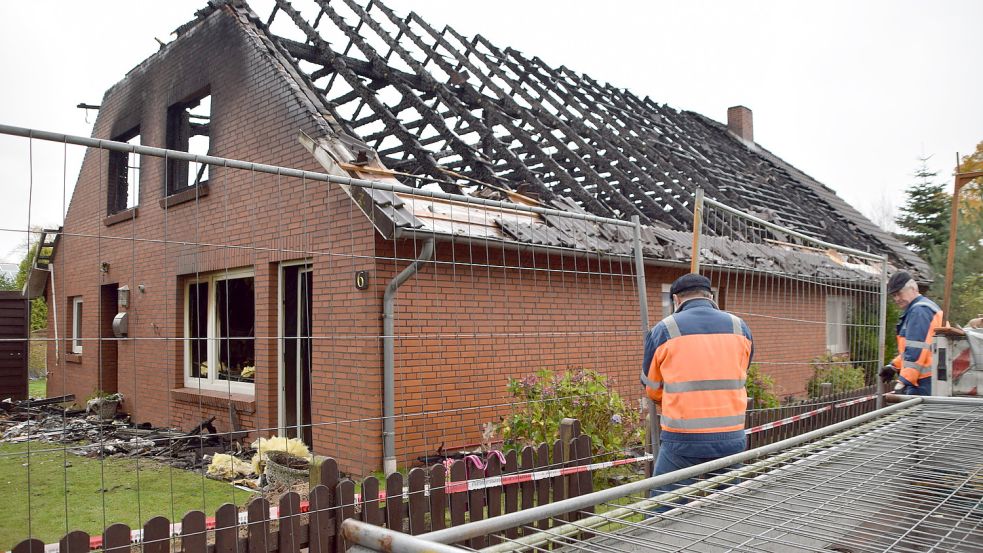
[341,396,983,553]
[0,123,889,548]
[691,189,889,406]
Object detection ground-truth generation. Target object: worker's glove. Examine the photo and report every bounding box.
[878,365,898,383]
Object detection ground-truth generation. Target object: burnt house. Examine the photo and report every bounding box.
[34,0,927,475]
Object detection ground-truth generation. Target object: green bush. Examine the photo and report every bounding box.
[848,299,899,384]
[746,363,780,408]
[499,368,642,456]
[807,353,866,397]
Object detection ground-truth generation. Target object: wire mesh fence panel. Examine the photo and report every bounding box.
[0,124,659,549]
[689,194,889,418]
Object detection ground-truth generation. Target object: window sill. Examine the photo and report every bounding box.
[65,353,82,364]
[171,387,255,414]
[104,207,139,226]
[160,183,209,209]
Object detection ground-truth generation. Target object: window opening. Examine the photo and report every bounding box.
[184,270,255,393]
[71,296,83,354]
[108,128,140,213]
[166,90,211,194]
[826,295,850,354]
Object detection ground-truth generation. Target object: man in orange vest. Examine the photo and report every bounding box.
[641,274,753,499]
[879,271,943,395]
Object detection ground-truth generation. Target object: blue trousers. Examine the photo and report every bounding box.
[648,449,740,512]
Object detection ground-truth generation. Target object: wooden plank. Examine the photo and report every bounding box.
[552,440,566,523]
[361,476,383,526]
[577,435,594,515]
[181,510,207,553]
[142,516,170,553]
[535,443,550,531]
[59,530,89,553]
[279,491,302,553]
[103,523,130,553]
[385,472,404,530]
[448,460,467,529]
[429,464,447,532]
[247,497,271,553]
[468,457,486,550]
[214,503,238,553]
[407,468,427,535]
[308,485,334,553]
[336,480,356,553]
[485,452,502,546]
[503,449,519,540]
[313,457,339,490]
[566,436,581,506]
[12,539,44,553]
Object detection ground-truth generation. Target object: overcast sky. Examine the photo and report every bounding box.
[1,0,980,263]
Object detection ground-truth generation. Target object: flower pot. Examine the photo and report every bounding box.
[93,400,119,420]
[264,451,309,487]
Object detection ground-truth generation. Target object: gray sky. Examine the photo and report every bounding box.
[1,0,980,263]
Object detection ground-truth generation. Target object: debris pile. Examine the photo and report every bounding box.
[2,395,316,492]
[1,396,239,472]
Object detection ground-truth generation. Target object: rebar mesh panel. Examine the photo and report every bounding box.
[549,402,983,553]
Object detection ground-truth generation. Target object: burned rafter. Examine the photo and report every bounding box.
[250,0,908,264]
[418,22,644,221]
[497,45,698,230]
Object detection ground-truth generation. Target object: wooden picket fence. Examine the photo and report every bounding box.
[11,424,596,553]
[745,384,879,449]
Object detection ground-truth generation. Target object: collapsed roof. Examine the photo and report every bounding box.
[176,0,928,280]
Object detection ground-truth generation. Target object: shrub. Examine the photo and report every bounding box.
[746,363,780,408]
[807,353,866,397]
[499,368,642,456]
[848,299,899,384]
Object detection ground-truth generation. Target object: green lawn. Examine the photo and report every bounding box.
[0,442,254,550]
[28,378,45,399]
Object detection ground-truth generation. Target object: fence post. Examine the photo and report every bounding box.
[876,255,888,409]
[690,187,704,274]
[821,383,833,396]
[632,215,658,478]
[558,418,581,466]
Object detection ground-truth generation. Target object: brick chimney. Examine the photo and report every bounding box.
[727,105,753,143]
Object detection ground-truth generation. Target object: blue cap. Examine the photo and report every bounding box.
[669,273,712,296]
[887,271,912,294]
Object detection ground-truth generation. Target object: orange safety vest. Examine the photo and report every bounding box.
[643,312,751,433]
[892,297,943,386]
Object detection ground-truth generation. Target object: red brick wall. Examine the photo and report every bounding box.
[380,256,837,468]
[44,7,382,474]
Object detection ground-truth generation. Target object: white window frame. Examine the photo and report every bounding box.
[71,296,83,354]
[184,268,255,394]
[826,295,851,355]
[661,283,721,318]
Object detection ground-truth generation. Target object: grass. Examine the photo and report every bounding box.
[28,378,45,399]
[0,442,254,550]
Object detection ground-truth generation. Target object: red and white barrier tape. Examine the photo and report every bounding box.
[25,396,879,552]
[30,453,653,552]
[745,394,877,435]
[443,453,652,494]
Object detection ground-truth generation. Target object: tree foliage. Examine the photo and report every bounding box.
[895,158,951,257]
[4,240,49,331]
[895,147,983,325]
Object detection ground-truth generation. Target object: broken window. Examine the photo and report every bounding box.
[70,296,83,354]
[107,128,140,213]
[166,90,211,195]
[184,269,255,393]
